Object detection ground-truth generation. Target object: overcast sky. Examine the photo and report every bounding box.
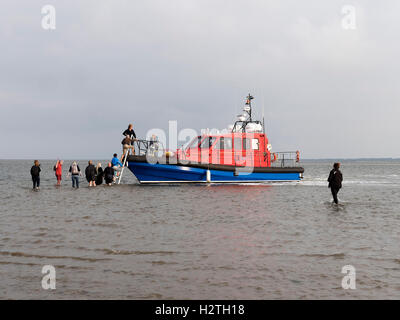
[1,0,399,159]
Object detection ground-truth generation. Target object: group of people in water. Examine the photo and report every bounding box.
[30,124,138,190]
[30,153,124,190]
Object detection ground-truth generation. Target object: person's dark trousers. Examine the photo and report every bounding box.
[331,187,340,204]
[72,175,79,188]
[32,177,40,189]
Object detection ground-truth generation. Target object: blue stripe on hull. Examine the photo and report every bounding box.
[128,162,301,183]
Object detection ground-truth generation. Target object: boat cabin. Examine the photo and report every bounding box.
[178,133,272,168]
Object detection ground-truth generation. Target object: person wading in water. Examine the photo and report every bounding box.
[327,162,343,204]
[54,160,63,186]
[85,160,97,187]
[68,161,81,188]
[30,160,41,190]
[104,162,115,186]
[95,163,104,186]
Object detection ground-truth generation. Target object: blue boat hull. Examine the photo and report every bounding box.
[127,162,302,183]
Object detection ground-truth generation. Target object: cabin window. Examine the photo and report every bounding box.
[234,138,242,151]
[209,137,217,148]
[214,137,224,150]
[187,136,201,149]
[243,138,251,150]
[200,136,216,149]
[223,137,232,150]
[214,137,233,150]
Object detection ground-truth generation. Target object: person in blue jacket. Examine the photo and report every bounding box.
[112,153,123,167]
[111,153,123,181]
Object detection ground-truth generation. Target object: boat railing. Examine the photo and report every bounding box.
[133,139,166,156]
[271,151,300,168]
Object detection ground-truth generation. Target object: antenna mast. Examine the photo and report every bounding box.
[231,93,261,133]
[245,93,254,121]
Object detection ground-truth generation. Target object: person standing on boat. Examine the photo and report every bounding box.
[328,162,343,204]
[68,161,81,188]
[95,163,104,186]
[85,160,97,187]
[30,160,41,190]
[122,124,137,156]
[123,124,136,140]
[54,160,63,186]
[121,135,135,162]
[104,163,115,186]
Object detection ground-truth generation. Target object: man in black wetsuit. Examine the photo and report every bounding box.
[328,162,343,204]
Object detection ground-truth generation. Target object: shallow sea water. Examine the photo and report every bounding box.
[0,159,400,299]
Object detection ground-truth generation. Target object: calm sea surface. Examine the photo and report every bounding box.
[0,159,400,299]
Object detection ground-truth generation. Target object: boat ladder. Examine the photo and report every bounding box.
[117,147,131,184]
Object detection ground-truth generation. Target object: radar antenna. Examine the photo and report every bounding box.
[231,93,261,133]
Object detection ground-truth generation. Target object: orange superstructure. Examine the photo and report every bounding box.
[177,132,273,168]
[176,94,277,168]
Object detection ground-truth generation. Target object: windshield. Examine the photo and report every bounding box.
[185,136,201,149]
[200,136,217,149]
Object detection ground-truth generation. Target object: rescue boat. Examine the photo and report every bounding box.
[127,94,304,183]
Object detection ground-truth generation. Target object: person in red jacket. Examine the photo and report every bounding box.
[54,160,63,186]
